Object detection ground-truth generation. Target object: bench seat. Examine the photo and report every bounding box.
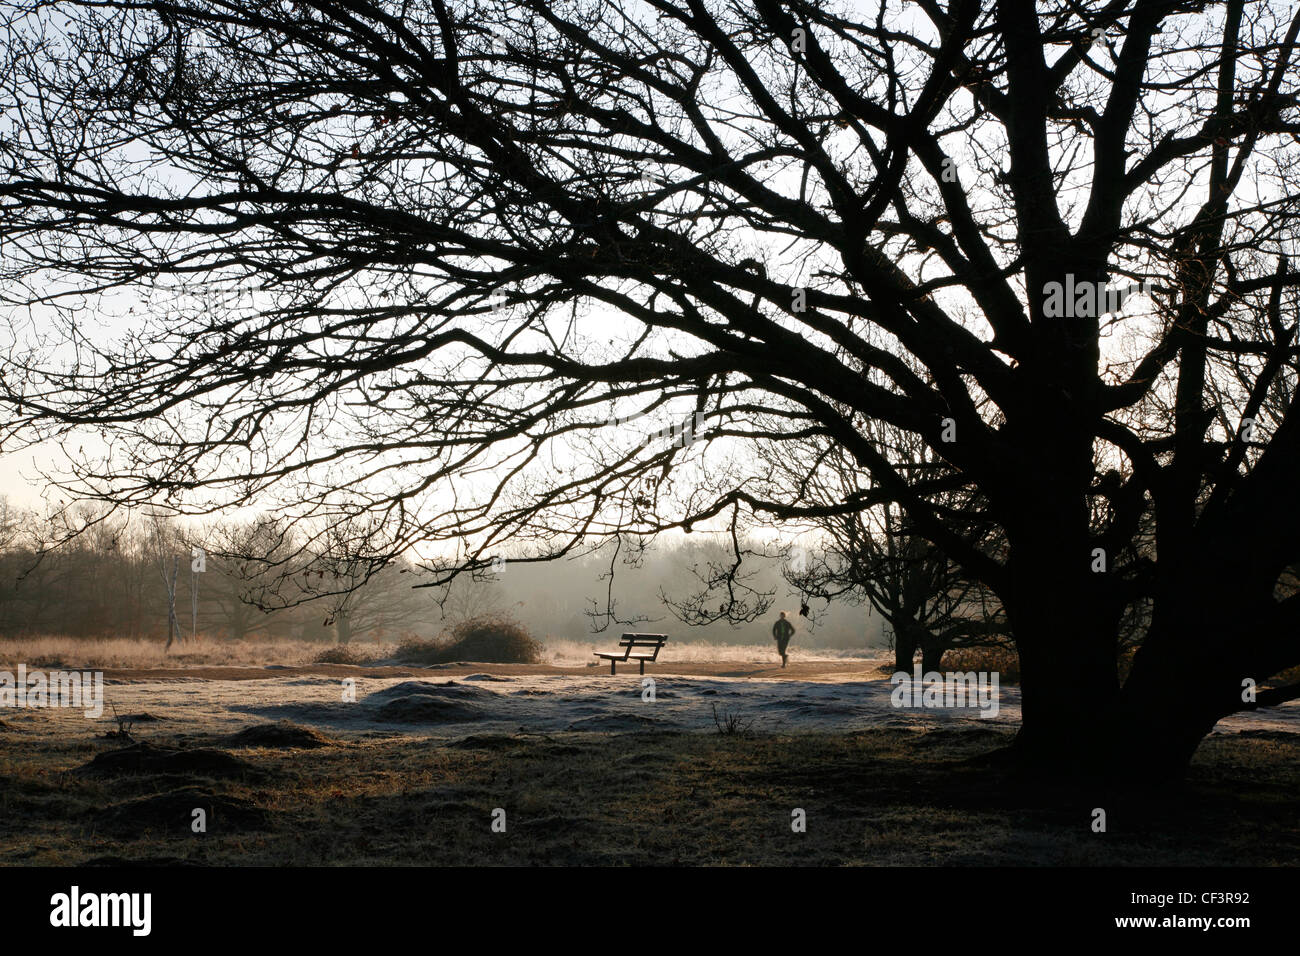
[594,633,669,674]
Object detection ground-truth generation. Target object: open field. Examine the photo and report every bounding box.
[2,656,1299,866]
[0,635,872,669]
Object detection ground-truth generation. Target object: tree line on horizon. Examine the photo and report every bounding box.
[0,496,907,650]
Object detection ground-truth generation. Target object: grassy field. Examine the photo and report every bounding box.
[0,636,385,670]
[2,635,1296,866]
[0,635,871,669]
[3,719,1298,866]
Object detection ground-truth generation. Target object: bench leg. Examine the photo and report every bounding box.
[611,659,616,676]
[639,660,645,675]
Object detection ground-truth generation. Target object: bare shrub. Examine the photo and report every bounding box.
[711,702,755,736]
[393,614,543,665]
[940,646,1021,684]
[313,645,372,665]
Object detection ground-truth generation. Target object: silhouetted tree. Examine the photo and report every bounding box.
[761,418,1007,672]
[4,0,1300,777]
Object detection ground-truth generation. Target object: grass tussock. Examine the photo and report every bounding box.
[710,702,755,736]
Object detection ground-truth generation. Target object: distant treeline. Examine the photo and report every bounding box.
[0,498,881,650]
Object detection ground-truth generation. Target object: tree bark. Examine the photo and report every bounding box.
[1001,550,1258,779]
[1105,558,1267,780]
[919,629,945,673]
[1000,487,1125,775]
[893,626,917,672]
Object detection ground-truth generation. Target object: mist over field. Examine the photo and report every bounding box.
[0,499,880,651]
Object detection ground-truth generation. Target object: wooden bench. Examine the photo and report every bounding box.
[594,633,668,675]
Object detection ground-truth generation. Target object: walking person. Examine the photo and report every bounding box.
[772,611,795,668]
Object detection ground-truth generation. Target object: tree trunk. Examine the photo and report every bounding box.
[919,628,945,673]
[1001,495,1125,775]
[164,557,180,651]
[1105,562,1266,780]
[1107,655,1225,780]
[1000,535,1252,780]
[336,609,352,645]
[893,626,917,672]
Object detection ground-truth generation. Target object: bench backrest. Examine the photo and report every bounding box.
[619,633,668,660]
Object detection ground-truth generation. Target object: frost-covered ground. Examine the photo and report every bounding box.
[539,640,876,664]
[8,659,1298,740]
[5,658,1300,867]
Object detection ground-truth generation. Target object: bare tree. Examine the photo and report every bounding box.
[144,516,186,649]
[4,0,1300,778]
[765,424,1008,672]
[199,517,303,640]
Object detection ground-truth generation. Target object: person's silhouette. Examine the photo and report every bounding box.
[772,611,795,668]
